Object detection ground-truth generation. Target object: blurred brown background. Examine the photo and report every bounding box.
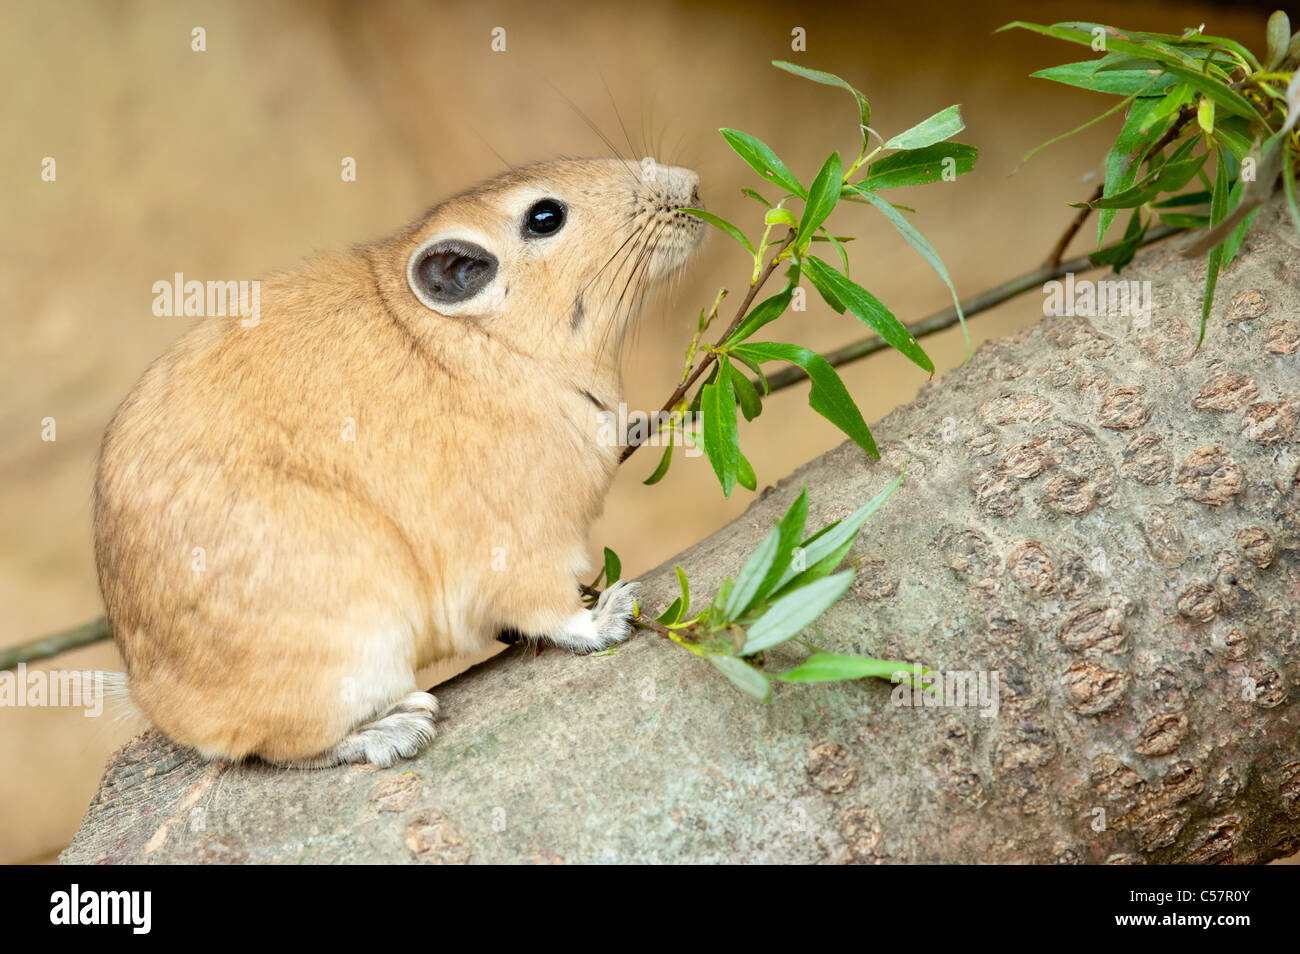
[0,0,1274,862]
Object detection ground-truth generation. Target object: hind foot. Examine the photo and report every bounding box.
[284,690,439,769]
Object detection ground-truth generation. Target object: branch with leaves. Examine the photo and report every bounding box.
[593,62,980,696]
[1005,12,1300,342]
[592,476,930,699]
[622,60,976,499]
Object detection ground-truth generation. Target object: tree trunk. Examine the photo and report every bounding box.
[62,198,1300,865]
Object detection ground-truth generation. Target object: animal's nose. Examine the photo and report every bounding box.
[642,160,700,206]
[663,164,700,203]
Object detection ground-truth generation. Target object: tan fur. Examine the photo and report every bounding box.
[94,158,703,764]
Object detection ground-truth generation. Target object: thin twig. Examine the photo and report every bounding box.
[1046,183,1104,267]
[630,614,679,640]
[760,223,1181,394]
[619,231,796,462]
[1,617,113,671]
[1045,103,1202,267]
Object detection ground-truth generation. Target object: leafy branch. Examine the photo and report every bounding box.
[590,477,928,699]
[1004,12,1300,342]
[621,60,977,498]
[592,62,983,697]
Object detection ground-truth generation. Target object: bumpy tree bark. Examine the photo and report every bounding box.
[63,198,1300,864]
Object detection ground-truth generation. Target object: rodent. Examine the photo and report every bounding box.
[93,158,704,768]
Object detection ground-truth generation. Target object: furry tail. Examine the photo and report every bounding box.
[97,670,146,727]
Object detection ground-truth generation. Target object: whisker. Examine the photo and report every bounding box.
[584,218,651,362]
[667,128,689,168]
[579,218,642,302]
[467,123,514,174]
[589,220,654,369]
[544,79,639,185]
[601,72,640,161]
[649,90,660,162]
[596,218,667,378]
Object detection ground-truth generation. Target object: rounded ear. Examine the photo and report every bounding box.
[406,238,499,308]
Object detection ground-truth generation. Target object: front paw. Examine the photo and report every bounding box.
[590,580,640,650]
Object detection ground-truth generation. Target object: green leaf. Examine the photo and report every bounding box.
[731,350,771,394]
[603,547,621,586]
[720,128,806,198]
[1098,96,1165,243]
[1158,29,1260,71]
[642,432,674,486]
[999,22,1265,121]
[1090,208,1148,270]
[774,469,904,593]
[741,187,772,208]
[816,229,852,275]
[1156,211,1210,229]
[1163,63,1260,122]
[1220,205,1259,269]
[1184,136,1284,259]
[1200,144,1231,345]
[1266,11,1291,71]
[676,566,696,621]
[765,207,799,228]
[859,143,977,190]
[772,60,870,129]
[656,565,691,625]
[782,530,858,596]
[1152,189,1211,208]
[1213,117,1255,162]
[732,341,879,457]
[802,256,934,373]
[1031,60,1176,96]
[849,187,968,355]
[700,358,740,496]
[774,651,919,683]
[741,570,854,654]
[721,487,810,625]
[729,361,762,421]
[884,104,964,150]
[1139,81,1192,133]
[655,597,682,625]
[798,153,843,248]
[1283,148,1300,239]
[686,363,717,414]
[723,523,782,621]
[737,451,757,492]
[1021,92,1143,169]
[707,653,770,700]
[1196,96,1215,135]
[758,488,810,599]
[682,208,754,257]
[728,286,794,345]
[1088,146,1207,209]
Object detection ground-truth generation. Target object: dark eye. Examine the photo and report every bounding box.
[523,199,566,237]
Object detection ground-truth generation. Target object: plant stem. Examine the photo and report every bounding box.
[762,223,1180,393]
[630,614,679,640]
[619,231,796,463]
[1046,103,1198,267]
[1045,183,1104,267]
[0,617,113,671]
